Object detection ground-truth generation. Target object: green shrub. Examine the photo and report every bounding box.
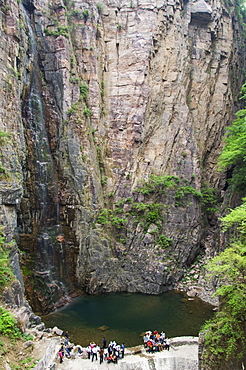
[67,103,79,116]
[201,200,246,368]
[101,176,108,185]
[44,26,69,38]
[83,108,91,117]
[110,216,127,227]
[0,307,21,338]
[200,185,221,213]
[134,174,180,195]
[217,82,246,191]
[82,9,89,21]
[69,9,81,18]
[0,131,12,146]
[157,234,173,248]
[0,230,14,291]
[131,202,149,212]
[175,186,202,200]
[80,84,88,100]
[70,76,79,84]
[0,163,7,174]
[97,208,127,228]
[21,333,33,341]
[97,174,211,245]
[97,209,112,225]
[201,244,246,368]
[125,197,132,203]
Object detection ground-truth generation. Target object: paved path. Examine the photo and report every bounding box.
[52,337,199,370]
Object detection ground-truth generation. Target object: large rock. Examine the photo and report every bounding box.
[190,0,212,22]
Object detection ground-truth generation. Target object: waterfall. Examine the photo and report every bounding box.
[20,6,68,312]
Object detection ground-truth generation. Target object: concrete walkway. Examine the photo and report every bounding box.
[52,337,199,370]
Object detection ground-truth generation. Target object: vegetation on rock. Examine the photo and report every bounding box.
[44,26,69,38]
[0,331,38,369]
[218,83,246,191]
[0,229,38,368]
[201,203,246,369]
[0,307,21,338]
[0,227,14,292]
[133,174,180,195]
[97,175,218,249]
[80,84,89,100]
[201,86,246,368]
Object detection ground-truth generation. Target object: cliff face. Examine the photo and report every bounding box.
[0,0,245,313]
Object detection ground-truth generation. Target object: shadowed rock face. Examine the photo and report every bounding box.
[22,0,35,12]
[0,0,245,312]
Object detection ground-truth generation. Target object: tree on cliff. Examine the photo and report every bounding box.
[201,84,246,369]
[0,227,37,368]
[201,201,246,369]
[0,227,14,291]
[218,82,246,192]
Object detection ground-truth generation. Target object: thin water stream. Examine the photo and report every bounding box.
[23,6,60,272]
[42,291,214,347]
[19,6,69,311]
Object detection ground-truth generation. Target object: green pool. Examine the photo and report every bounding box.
[42,290,214,347]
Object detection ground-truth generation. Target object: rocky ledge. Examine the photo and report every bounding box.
[30,334,199,370]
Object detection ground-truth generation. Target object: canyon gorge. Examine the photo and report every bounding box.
[0,0,245,315]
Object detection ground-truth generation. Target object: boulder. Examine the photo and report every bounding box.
[52,326,63,336]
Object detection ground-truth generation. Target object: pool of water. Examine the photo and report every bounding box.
[42,291,214,347]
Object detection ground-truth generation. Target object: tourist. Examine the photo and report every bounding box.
[58,351,63,363]
[147,340,153,352]
[142,329,171,352]
[107,353,117,364]
[104,347,108,360]
[121,343,125,358]
[65,344,73,357]
[161,331,166,339]
[160,332,165,344]
[115,344,121,358]
[99,347,104,364]
[108,342,113,355]
[86,344,92,359]
[165,338,170,351]
[64,330,69,345]
[143,333,150,347]
[56,329,173,364]
[91,344,99,361]
[58,345,64,363]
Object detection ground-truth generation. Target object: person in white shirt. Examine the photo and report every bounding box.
[165,338,170,351]
[91,345,99,362]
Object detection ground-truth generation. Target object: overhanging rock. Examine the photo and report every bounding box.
[190,0,213,22]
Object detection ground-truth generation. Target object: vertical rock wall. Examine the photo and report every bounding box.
[0,0,245,312]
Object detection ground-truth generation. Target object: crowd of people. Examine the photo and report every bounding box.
[58,332,125,365]
[143,330,171,352]
[86,338,125,364]
[57,329,171,364]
